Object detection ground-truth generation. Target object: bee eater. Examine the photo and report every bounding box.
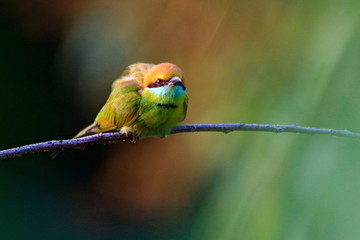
[74,62,188,139]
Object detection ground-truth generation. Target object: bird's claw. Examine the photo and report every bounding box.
[131,135,139,143]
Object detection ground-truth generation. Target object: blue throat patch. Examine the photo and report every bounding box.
[147,85,186,99]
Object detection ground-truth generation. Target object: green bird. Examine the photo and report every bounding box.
[74,62,188,139]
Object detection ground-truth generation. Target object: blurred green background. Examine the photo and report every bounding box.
[1,0,360,239]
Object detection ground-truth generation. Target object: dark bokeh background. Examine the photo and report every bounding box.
[1,0,360,239]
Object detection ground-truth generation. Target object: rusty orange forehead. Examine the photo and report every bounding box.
[144,63,185,87]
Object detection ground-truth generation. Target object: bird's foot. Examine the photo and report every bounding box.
[131,135,139,143]
[120,126,138,143]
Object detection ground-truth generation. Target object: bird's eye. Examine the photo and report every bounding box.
[148,79,165,88]
[156,79,164,85]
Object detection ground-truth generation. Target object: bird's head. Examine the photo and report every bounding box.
[144,63,186,92]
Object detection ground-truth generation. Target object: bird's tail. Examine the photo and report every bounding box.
[72,123,100,138]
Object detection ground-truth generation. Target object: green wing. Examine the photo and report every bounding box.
[94,85,141,131]
[73,63,155,138]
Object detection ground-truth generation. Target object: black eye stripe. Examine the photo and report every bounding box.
[147,78,186,90]
[147,82,158,88]
[148,80,165,88]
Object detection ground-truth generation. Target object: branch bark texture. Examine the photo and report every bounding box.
[1,123,359,160]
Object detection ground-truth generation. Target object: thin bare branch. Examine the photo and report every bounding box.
[0,123,359,161]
